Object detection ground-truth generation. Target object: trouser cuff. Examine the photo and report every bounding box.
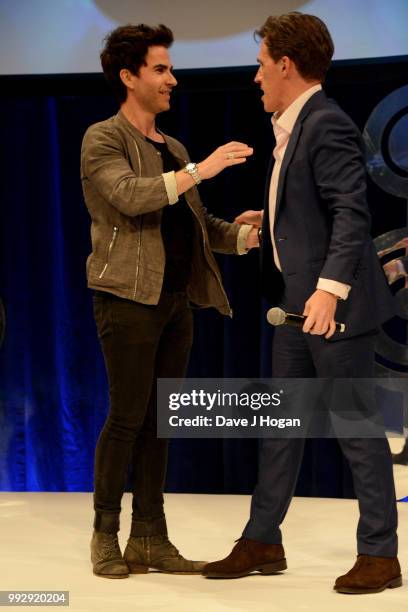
[94,512,120,534]
[130,516,167,537]
[242,525,281,545]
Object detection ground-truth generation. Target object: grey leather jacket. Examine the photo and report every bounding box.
[81,111,249,316]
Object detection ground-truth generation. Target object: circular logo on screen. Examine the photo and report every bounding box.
[364,85,408,374]
[364,84,408,199]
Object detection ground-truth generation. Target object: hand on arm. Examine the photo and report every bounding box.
[234,210,263,251]
[303,289,338,339]
[234,210,264,227]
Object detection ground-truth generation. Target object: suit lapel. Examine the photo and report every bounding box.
[274,90,328,220]
[263,155,274,209]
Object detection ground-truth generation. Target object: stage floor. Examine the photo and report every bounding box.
[1,483,407,612]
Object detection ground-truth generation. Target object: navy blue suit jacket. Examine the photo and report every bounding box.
[260,90,394,339]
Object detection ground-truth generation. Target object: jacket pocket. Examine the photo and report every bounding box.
[99,226,119,279]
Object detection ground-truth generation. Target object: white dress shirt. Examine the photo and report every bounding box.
[268,84,350,300]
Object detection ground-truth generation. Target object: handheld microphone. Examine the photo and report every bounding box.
[266,307,345,333]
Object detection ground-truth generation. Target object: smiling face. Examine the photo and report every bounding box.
[254,40,286,114]
[121,45,177,114]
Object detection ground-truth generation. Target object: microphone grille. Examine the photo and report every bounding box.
[266,307,285,326]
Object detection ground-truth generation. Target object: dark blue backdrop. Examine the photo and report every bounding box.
[1,58,407,495]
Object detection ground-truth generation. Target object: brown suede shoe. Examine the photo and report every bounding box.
[90,531,129,579]
[334,555,402,594]
[123,535,206,574]
[202,538,287,579]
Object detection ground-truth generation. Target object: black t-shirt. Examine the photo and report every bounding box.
[146,137,194,293]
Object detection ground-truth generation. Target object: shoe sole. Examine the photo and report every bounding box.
[334,575,402,594]
[93,571,129,579]
[126,563,203,575]
[203,558,287,579]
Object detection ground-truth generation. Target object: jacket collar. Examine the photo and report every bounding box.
[115,110,186,165]
[273,84,322,135]
[296,88,329,124]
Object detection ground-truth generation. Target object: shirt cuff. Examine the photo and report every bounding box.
[237,224,253,255]
[317,278,351,300]
[162,171,179,205]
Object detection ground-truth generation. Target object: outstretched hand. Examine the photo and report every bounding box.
[198,142,253,180]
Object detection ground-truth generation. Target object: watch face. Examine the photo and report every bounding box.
[186,162,196,172]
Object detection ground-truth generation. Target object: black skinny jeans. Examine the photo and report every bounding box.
[92,290,193,536]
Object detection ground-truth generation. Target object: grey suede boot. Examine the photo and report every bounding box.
[91,531,129,579]
[123,535,206,574]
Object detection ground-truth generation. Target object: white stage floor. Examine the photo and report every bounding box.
[1,482,407,612]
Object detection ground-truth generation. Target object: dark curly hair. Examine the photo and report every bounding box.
[100,24,174,103]
[256,12,334,82]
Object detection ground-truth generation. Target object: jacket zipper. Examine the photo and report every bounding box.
[133,140,143,299]
[175,155,232,315]
[188,203,233,317]
[99,226,119,279]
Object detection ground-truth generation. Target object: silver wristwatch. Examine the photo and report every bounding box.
[183,162,202,185]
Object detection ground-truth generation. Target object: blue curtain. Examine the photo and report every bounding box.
[1,59,407,494]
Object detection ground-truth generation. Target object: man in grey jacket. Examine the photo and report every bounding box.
[81,23,257,578]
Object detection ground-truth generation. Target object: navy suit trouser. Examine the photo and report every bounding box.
[242,323,398,557]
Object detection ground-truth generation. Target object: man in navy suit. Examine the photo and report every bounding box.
[203,12,402,594]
